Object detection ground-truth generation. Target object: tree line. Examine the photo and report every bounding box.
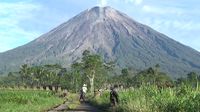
[0,50,199,92]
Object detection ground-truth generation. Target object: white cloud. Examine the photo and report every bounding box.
[0,1,41,52]
[125,0,143,5]
[142,5,183,15]
[99,0,143,6]
[99,0,108,6]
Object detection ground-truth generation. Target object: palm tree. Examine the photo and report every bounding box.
[19,64,29,86]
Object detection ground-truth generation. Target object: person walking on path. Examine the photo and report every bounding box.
[110,85,119,106]
[79,84,87,102]
[82,84,87,94]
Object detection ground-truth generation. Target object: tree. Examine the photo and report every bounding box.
[1,72,20,87]
[187,72,198,89]
[176,77,186,85]
[43,64,62,87]
[31,66,45,87]
[122,68,129,76]
[57,68,68,88]
[19,64,30,86]
[133,67,173,88]
[82,50,104,94]
[155,64,160,75]
[119,68,132,87]
[71,62,83,93]
[82,50,90,57]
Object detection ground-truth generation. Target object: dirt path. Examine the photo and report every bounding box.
[48,103,68,112]
[48,102,101,112]
[67,103,100,112]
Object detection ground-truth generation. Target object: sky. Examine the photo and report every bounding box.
[0,0,200,52]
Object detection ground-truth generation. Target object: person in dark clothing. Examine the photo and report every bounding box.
[110,86,119,106]
[79,88,85,102]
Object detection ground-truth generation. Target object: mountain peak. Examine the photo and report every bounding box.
[89,6,113,11]
[0,6,200,77]
[86,6,119,19]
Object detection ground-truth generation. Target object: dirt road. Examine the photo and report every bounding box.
[48,102,101,112]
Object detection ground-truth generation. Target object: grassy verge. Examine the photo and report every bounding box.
[89,85,200,112]
[0,89,63,112]
[88,92,110,111]
[65,93,80,109]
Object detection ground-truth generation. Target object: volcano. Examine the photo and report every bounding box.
[0,6,200,77]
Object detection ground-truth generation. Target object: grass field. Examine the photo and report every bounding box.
[1,85,200,112]
[90,85,200,112]
[0,89,63,112]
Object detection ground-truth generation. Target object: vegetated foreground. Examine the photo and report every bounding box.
[1,51,200,112]
[1,86,200,112]
[0,89,63,112]
[91,85,200,112]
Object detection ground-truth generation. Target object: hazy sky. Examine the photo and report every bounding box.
[0,0,200,52]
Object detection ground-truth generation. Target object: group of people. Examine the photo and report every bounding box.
[79,84,119,106]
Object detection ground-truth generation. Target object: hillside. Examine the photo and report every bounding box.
[0,6,200,77]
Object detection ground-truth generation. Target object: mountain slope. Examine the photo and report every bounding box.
[0,6,200,77]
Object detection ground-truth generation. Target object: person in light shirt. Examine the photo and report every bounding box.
[79,84,87,102]
[82,84,87,94]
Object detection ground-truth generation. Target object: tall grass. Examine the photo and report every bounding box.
[0,89,63,112]
[91,85,200,112]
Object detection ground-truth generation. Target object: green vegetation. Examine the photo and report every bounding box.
[91,85,200,112]
[0,89,63,112]
[0,50,200,112]
[0,50,112,93]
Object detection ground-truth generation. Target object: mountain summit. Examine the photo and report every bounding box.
[0,6,200,77]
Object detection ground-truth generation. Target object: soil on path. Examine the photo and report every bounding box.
[67,102,101,112]
[48,102,102,112]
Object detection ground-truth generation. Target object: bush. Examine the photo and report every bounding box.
[90,85,200,112]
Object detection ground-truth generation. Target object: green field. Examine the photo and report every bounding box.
[90,85,200,112]
[0,89,63,112]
